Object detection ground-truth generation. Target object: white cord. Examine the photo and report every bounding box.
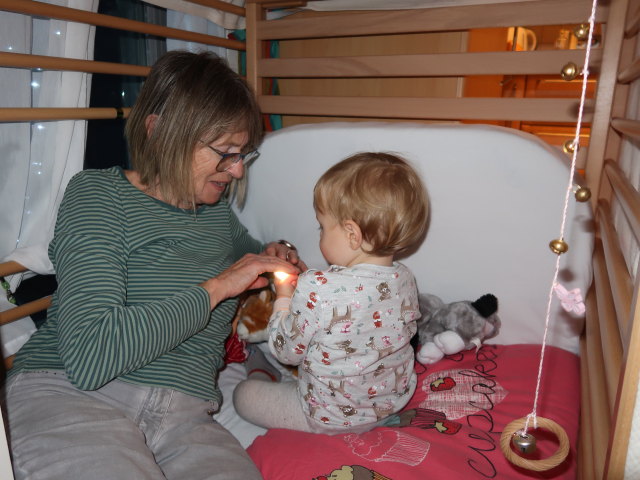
[522,0,598,434]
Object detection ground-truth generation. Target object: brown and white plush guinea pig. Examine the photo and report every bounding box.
[234,288,275,343]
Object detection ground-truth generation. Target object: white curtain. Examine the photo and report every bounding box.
[143,0,246,29]
[166,10,237,69]
[0,0,98,356]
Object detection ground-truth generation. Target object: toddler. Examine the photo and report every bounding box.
[233,152,429,434]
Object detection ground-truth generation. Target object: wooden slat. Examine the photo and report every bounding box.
[578,333,598,479]
[258,96,590,122]
[611,117,640,141]
[618,56,640,84]
[0,0,245,51]
[0,297,51,326]
[581,290,610,478]
[258,49,601,78]
[604,160,640,243]
[245,2,262,96]
[0,107,131,122]
[0,261,27,277]
[0,52,149,76]
[591,240,623,406]
[597,199,633,339]
[255,0,603,40]
[583,299,612,479]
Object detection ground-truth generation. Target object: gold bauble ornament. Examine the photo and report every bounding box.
[573,23,590,41]
[561,62,579,81]
[562,139,578,154]
[575,186,591,202]
[550,239,569,255]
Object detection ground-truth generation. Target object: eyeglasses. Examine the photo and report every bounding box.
[200,141,260,172]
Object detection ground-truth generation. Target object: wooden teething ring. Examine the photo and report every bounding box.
[500,416,570,472]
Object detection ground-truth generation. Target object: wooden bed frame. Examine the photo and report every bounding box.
[241,1,640,478]
[0,0,638,478]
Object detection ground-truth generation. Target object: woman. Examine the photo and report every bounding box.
[2,51,301,479]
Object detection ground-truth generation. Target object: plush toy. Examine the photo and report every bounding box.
[224,287,276,364]
[234,287,275,344]
[231,286,299,377]
[414,293,501,365]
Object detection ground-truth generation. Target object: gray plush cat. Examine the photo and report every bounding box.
[415,293,501,365]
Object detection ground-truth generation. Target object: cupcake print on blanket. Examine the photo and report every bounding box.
[344,430,429,466]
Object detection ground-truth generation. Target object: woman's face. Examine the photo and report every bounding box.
[192,130,248,205]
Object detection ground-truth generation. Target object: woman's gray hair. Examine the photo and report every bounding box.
[125,50,263,208]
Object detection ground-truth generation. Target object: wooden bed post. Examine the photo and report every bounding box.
[245,1,263,97]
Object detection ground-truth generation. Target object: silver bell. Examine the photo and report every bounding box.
[512,432,537,454]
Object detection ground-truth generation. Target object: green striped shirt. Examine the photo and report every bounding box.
[11,166,263,402]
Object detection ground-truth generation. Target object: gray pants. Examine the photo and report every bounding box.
[2,371,262,480]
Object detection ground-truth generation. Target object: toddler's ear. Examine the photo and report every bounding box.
[343,220,363,250]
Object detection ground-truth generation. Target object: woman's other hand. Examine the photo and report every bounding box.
[263,241,308,272]
[200,254,297,309]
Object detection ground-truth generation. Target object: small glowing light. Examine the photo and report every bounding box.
[121,91,126,97]
[7,46,13,51]
[36,124,44,130]
[31,81,40,88]
[55,31,62,36]
[274,271,290,281]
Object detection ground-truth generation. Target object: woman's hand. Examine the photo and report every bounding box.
[200,254,297,310]
[263,241,308,272]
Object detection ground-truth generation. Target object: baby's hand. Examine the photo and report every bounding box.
[274,271,297,299]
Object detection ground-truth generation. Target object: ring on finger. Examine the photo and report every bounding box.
[277,239,297,251]
[278,239,296,262]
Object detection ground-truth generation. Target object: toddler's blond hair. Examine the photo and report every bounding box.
[313,152,429,257]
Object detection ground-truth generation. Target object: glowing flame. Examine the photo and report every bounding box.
[274,271,290,281]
